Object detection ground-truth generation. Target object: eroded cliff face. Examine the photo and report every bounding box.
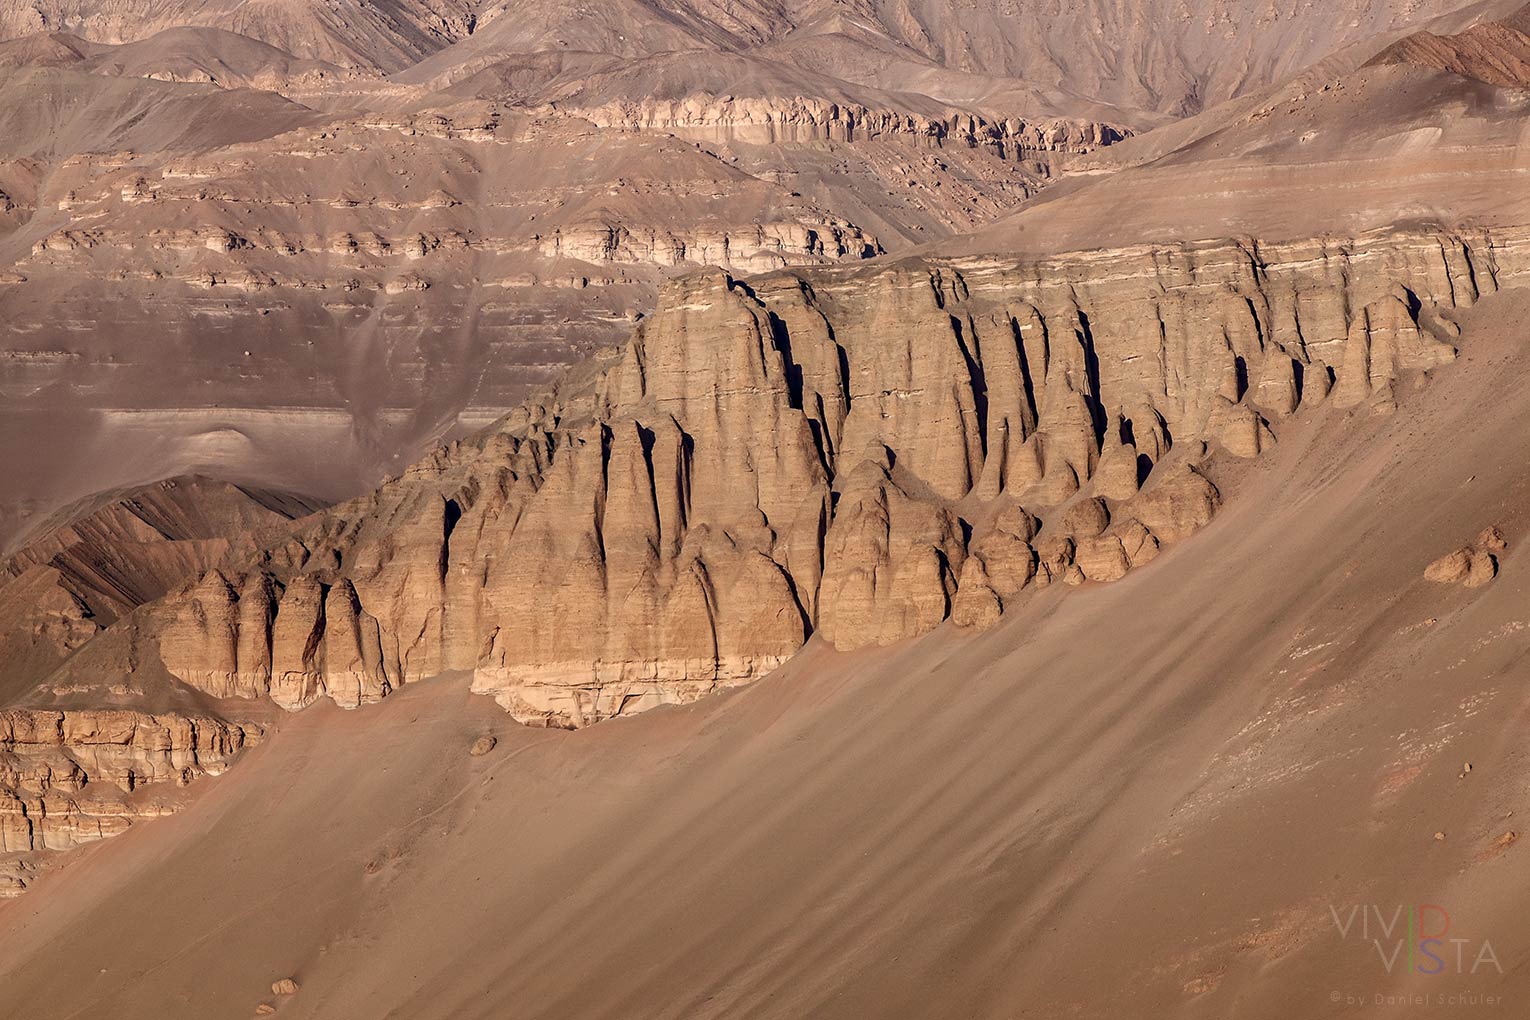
[143,224,1528,727]
[0,707,259,894]
[537,96,1129,158]
[0,89,1084,542]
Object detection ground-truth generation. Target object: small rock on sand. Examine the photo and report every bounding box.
[470,735,497,756]
[272,978,299,996]
[1476,527,1508,552]
[1425,547,1497,587]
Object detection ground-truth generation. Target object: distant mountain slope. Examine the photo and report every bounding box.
[0,63,319,160]
[0,0,1485,119]
[945,13,1530,256]
[762,0,1476,116]
[0,473,319,704]
[0,0,477,71]
[1368,0,1530,85]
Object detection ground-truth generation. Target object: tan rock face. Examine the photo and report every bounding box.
[556,96,1128,158]
[129,225,1523,726]
[818,452,964,649]
[1425,527,1507,588]
[950,558,1003,631]
[0,707,258,874]
[1425,548,1474,583]
[1476,526,1509,552]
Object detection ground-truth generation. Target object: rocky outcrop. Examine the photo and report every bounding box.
[0,706,259,894]
[0,477,321,709]
[545,96,1129,157]
[137,224,1526,727]
[1424,526,1508,588]
[23,214,882,278]
[535,221,881,273]
[0,80,1074,549]
[2,475,321,621]
[817,448,964,649]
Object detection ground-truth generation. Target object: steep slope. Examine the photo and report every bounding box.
[16,222,1523,728]
[950,56,1530,256]
[0,64,319,160]
[1368,0,1530,85]
[3,474,322,614]
[0,0,477,71]
[407,0,784,67]
[2,286,1527,1018]
[70,26,358,89]
[779,0,1477,116]
[0,475,321,698]
[0,0,1486,117]
[406,0,1480,121]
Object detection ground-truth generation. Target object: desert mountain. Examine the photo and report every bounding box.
[0,0,1479,111]
[4,276,1530,1016]
[0,0,477,72]
[1368,0,1530,85]
[0,0,1492,544]
[0,26,359,88]
[4,1,1530,1014]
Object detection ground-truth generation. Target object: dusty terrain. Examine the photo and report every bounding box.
[4,287,1529,1019]
[2,0,1530,1017]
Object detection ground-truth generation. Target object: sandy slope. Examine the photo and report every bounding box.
[2,287,1527,1017]
[945,62,1530,257]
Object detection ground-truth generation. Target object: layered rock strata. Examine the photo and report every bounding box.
[147,225,1527,727]
[533,220,881,271]
[539,97,1129,157]
[0,707,259,887]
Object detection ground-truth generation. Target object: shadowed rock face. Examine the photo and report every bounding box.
[0,85,1097,547]
[0,476,321,702]
[129,224,1525,727]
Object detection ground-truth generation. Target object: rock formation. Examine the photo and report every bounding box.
[539,95,1128,157]
[0,477,320,706]
[0,88,1066,544]
[0,708,258,872]
[1424,526,1508,588]
[125,224,1526,727]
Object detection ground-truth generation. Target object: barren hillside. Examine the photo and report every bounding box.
[2,2,1529,1017]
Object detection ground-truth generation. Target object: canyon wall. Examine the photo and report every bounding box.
[540,96,1129,158]
[143,225,1530,726]
[0,706,259,895]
